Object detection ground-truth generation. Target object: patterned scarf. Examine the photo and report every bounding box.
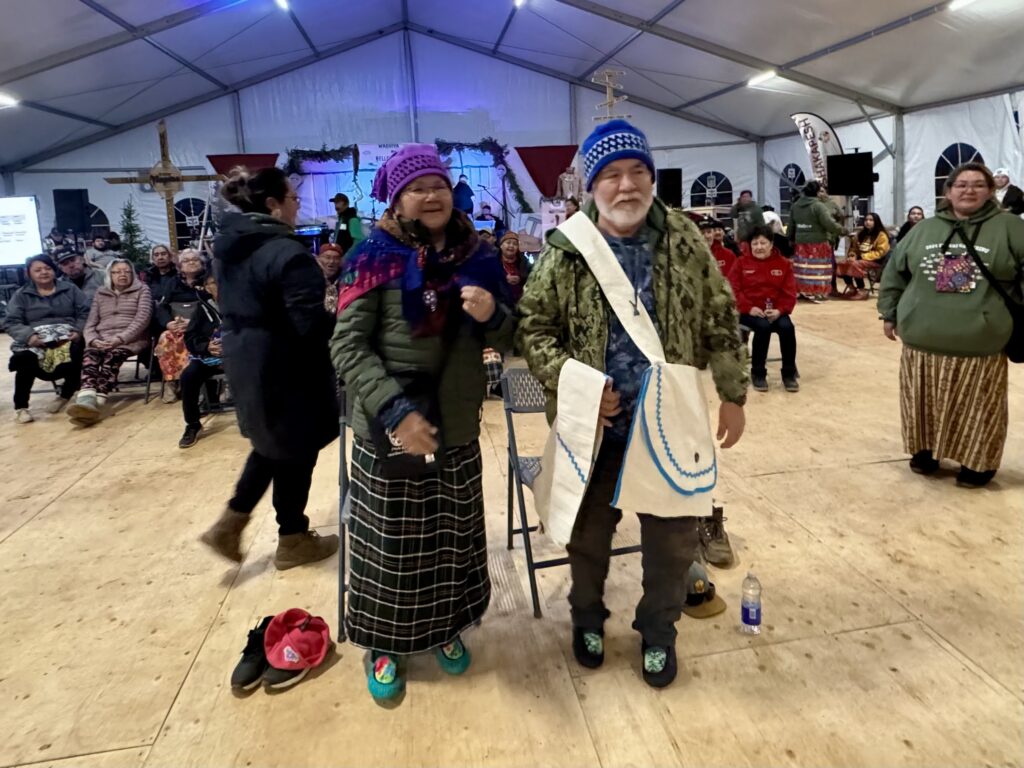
[337,208,505,337]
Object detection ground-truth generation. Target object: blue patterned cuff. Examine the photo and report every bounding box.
[380,396,418,431]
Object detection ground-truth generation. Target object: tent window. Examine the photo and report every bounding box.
[935,143,984,208]
[88,204,109,238]
[690,172,733,207]
[174,197,206,250]
[779,164,806,217]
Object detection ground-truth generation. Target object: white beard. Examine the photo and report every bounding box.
[595,193,653,233]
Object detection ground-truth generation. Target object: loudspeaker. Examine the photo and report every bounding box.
[656,168,683,208]
[826,153,878,197]
[53,189,90,234]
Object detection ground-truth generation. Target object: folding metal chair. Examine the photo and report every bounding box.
[501,368,640,618]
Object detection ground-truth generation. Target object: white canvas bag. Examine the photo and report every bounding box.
[531,359,608,547]
[558,213,717,518]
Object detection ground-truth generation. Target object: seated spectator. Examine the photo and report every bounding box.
[84,236,115,269]
[836,212,890,300]
[154,248,207,403]
[143,244,179,297]
[178,273,223,449]
[55,248,105,304]
[44,228,65,254]
[6,254,88,422]
[316,243,343,314]
[894,206,925,244]
[715,220,741,257]
[66,259,152,425]
[699,218,737,274]
[498,232,531,303]
[106,232,123,256]
[728,225,798,393]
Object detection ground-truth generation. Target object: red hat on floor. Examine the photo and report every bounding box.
[263,609,331,670]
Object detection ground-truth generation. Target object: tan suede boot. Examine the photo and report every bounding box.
[274,531,339,571]
[199,508,251,562]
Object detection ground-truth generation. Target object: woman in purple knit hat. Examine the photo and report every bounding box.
[330,144,517,701]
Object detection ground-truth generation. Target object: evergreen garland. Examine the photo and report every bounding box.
[283,144,360,177]
[119,198,150,267]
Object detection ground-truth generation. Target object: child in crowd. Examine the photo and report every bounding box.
[728,225,799,393]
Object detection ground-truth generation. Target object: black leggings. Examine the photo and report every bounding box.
[227,450,317,536]
[841,275,866,289]
[741,314,797,378]
[9,341,83,409]
[180,360,222,426]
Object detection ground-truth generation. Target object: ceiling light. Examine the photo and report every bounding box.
[275,0,289,10]
[0,93,19,108]
[747,70,777,87]
[514,0,525,6]
[948,0,979,9]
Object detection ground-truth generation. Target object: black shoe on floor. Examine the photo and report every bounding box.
[641,640,678,688]
[263,665,310,690]
[782,375,800,393]
[179,423,202,449]
[751,373,768,392]
[572,626,605,669]
[231,616,273,691]
[956,467,996,488]
[909,450,939,475]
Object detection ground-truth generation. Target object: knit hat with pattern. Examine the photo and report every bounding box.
[581,119,655,191]
[371,144,452,204]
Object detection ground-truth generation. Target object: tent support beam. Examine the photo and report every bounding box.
[858,103,894,156]
[763,161,801,194]
[554,0,900,114]
[20,101,116,129]
[407,24,761,142]
[2,172,14,196]
[578,0,687,80]
[288,10,320,57]
[569,84,579,143]
[0,0,244,87]
[403,29,420,142]
[77,0,229,91]
[905,83,1024,113]
[893,113,905,220]
[756,141,766,202]
[232,91,246,152]
[650,140,749,150]
[492,6,520,54]
[1,24,407,173]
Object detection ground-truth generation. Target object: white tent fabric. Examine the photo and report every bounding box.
[1,0,1022,250]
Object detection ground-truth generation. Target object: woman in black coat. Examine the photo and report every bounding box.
[200,166,339,572]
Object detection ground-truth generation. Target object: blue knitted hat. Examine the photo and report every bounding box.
[582,119,655,191]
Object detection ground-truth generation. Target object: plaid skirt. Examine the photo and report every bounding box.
[900,346,1009,471]
[345,436,491,654]
[793,242,834,296]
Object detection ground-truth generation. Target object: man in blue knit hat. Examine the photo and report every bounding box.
[517,119,749,688]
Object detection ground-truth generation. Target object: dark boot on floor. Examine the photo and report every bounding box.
[179,423,202,449]
[572,626,605,669]
[641,640,678,688]
[782,375,800,393]
[909,450,939,475]
[699,505,735,567]
[199,507,251,562]
[956,467,996,488]
[274,530,339,571]
[231,616,273,691]
[751,372,768,392]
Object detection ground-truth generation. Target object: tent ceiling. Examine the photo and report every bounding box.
[0,0,1020,171]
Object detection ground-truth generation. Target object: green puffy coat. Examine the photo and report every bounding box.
[877,200,1024,357]
[789,195,844,244]
[516,199,749,424]
[331,275,516,447]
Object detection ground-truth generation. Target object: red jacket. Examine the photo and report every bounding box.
[710,242,737,275]
[727,251,797,315]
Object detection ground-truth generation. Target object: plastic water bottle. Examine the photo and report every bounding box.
[765,298,774,313]
[740,572,762,635]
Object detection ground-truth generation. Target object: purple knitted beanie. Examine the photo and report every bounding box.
[371,144,452,204]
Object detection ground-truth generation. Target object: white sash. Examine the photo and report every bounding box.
[558,213,717,518]
[531,359,608,547]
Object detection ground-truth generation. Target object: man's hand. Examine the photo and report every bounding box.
[461,286,496,323]
[765,309,781,322]
[748,307,766,318]
[393,411,439,456]
[168,317,188,333]
[883,321,898,341]
[208,340,223,357]
[599,380,622,428]
[506,274,521,286]
[27,334,43,348]
[67,331,81,343]
[717,401,745,449]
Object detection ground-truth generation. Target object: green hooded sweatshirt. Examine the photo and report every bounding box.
[877,200,1024,357]
[788,195,844,244]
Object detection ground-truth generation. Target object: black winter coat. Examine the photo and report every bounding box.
[153,274,204,330]
[213,212,338,461]
[184,290,221,357]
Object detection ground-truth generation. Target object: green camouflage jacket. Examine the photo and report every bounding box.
[516,198,749,423]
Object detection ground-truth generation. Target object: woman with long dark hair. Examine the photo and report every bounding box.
[894,206,925,243]
[200,166,339,570]
[837,211,890,300]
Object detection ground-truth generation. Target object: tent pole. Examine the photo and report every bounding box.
[569,84,578,145]
[232,92,246,153]
[403,29,420,142]
[756,140,766,202]
[2,172,14,196]
[762,161,801,194]
[894,113,905,222]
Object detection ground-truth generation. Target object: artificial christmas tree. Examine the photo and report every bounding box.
[119,198,150,268]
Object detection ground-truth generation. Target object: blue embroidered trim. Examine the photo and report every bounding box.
[654,365,715,480]
[556,433,586,484]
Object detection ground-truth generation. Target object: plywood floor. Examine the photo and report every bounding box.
[1,300,1021,768]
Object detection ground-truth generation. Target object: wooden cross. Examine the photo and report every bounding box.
[591,69,631,123]
[105,119,223,251]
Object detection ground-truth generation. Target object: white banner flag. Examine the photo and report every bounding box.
[791,112,844,186]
